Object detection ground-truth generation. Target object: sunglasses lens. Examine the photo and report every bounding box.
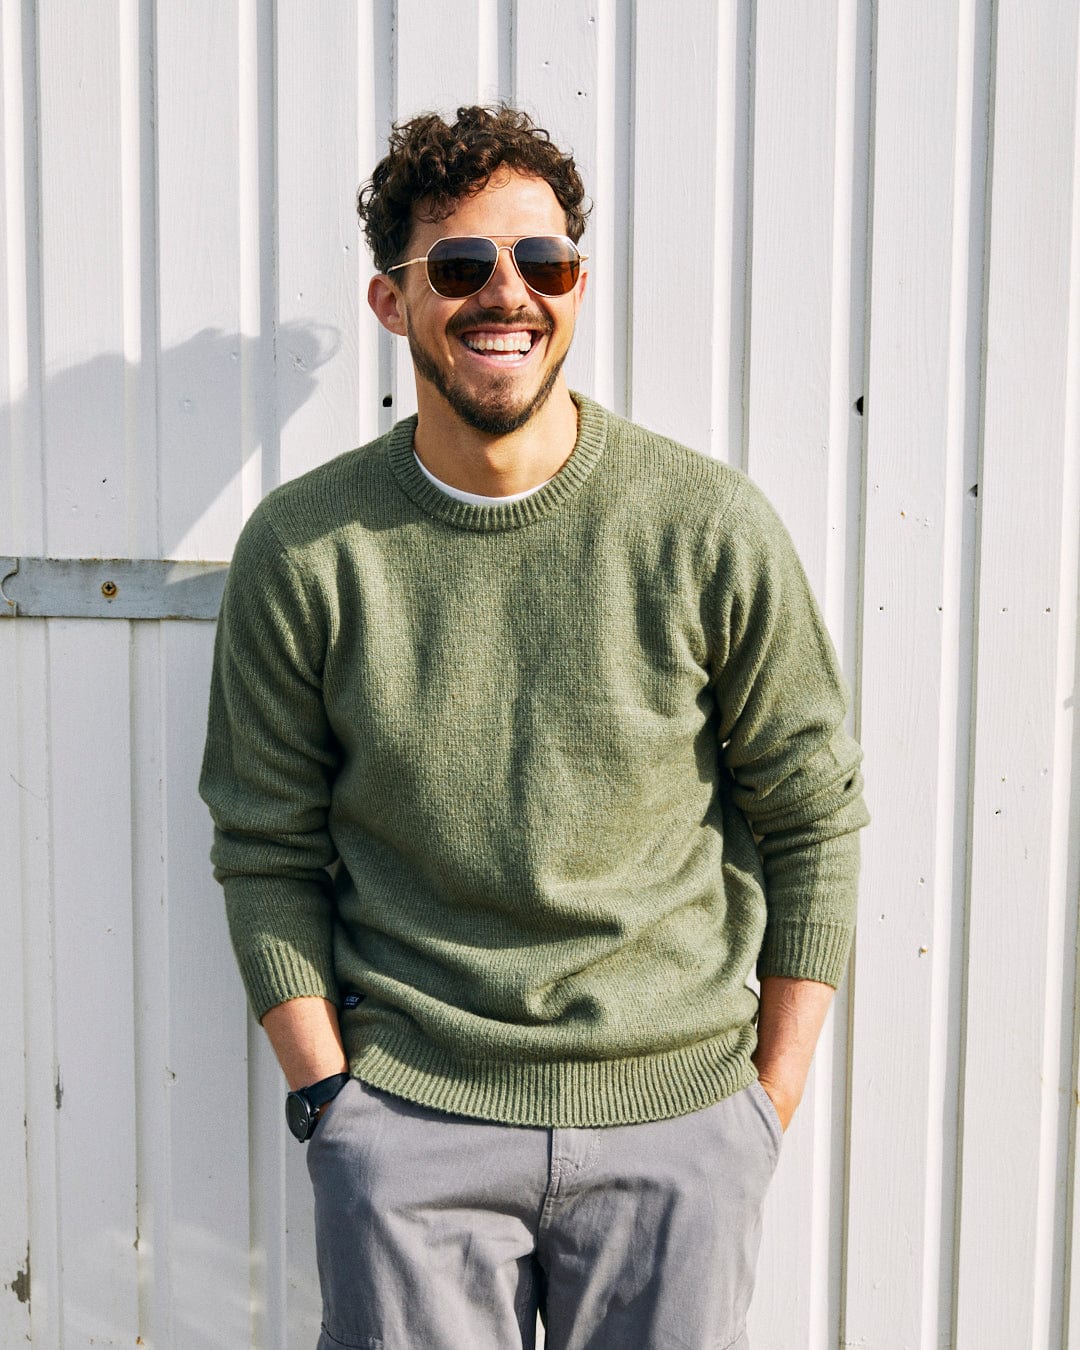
[426,237,498,297]
[513,236,581,296]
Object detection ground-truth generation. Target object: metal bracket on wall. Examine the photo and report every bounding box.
[0,557,229,620]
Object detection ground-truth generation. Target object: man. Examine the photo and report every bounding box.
[200,104,868,1349]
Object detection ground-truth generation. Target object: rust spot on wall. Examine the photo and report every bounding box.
[8,1246,29,1304]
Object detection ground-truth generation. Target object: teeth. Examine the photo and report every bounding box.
[463,332,533,354]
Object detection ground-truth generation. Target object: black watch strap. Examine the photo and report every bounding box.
[304,1072,351,1110]
[286,1072,351,1142]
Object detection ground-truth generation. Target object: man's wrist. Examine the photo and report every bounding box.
[261,996,349,1091]
[753,975,836,1132]
[284,1059,350,1093]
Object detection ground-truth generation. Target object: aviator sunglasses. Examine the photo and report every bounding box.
[385,234,588,299]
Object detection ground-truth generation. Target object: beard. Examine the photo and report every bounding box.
[407,316,566,436]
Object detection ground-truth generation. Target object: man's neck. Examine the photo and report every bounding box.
[412,380,579,496]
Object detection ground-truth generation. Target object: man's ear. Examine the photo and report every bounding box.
[573,265,588,314]
[368,274,409,337]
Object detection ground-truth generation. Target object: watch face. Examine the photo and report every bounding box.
[285,1091,313,1142]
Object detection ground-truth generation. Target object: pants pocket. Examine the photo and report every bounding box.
[746,1078,784,1163]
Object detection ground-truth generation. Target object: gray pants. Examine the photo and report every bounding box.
[307,1077,782,1349]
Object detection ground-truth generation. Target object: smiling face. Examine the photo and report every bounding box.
[369,170,586,438]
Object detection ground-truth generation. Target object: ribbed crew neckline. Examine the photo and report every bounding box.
[385,392,608,532]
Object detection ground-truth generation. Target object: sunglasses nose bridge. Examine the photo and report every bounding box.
[474,240,531,299]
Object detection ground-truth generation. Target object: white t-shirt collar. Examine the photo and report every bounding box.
[412,452,553,506]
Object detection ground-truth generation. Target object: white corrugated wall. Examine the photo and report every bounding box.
[1,2,1078,1346]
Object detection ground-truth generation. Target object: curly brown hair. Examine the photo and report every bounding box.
[357,104,590,273]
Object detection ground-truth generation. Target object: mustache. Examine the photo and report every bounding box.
[447,307,553,337]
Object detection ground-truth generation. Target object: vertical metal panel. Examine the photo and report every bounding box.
[156,3,244,559]
[118,0,159,565]
[37,2,127,559]
[2,2,1080,1346]
[845,2,984,1346]
[1,0,43,561]
[32,0,143,1340]
[396,0,503,116]
[0,629,31,1349]
[625,0,751,466]
[129,620,171,1344]
[276,2,366,479]
[238,0,278,515]
[955,3,1080,1345]
[49,621,140,1342]
[629,3,727,455]
[0,0,35,1343]
[14,623,59,1348]
[1064,39,1080,1343]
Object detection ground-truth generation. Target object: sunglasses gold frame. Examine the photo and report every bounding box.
[384,234,589,299]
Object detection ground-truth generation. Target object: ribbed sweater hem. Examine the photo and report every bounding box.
[347,1021,759,1128]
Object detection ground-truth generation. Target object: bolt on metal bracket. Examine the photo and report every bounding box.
[0,557,229,620]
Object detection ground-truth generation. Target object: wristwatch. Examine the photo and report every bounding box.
[285,1072,351,1142]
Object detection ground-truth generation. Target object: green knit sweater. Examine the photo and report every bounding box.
[200,395,868,1127]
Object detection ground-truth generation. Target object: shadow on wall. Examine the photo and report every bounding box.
[2,320,341,559]
[0,322,345,1342]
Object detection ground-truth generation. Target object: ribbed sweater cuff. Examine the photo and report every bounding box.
[756,920,854,989]
[222,874,339,1018]
[237,944,340,1022]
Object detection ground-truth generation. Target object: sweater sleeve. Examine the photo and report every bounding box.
[707,478,869,988]
[199,502,342,1019]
